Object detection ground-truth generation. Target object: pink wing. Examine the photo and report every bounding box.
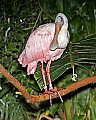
[18,23,54,74]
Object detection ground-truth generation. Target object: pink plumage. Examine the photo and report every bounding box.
[18,23,66,75]
[18,13,69,105]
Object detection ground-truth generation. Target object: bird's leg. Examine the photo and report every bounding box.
[46,60,53,91]
[41,61,53,106]
[46,60,63,104]
[46,60,53,106]
[41,61,48,93]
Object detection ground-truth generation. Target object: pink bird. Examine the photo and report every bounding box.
[18,13,70,105]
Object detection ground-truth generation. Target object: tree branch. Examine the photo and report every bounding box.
[0,64,96,103]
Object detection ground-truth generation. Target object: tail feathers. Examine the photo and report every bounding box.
[18,50,28,67]
[27,61,37,75]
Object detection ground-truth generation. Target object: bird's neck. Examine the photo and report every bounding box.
[57,25,69,48]
[59,25,68,34]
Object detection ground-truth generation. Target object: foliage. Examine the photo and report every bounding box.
[0,0,96,120]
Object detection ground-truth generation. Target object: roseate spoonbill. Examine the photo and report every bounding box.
[18,13,70,105]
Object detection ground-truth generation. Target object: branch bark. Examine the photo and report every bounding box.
[0,64,96,103]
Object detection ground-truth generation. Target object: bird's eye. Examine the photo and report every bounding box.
[60,18,64,26]
[60,18,63,21]
[55,16,64,26]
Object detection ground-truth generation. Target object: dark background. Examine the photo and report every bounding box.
[0,0,96,119]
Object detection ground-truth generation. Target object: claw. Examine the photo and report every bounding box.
[57,91,63,103]
[49,94,52,106]
[44,88,63,106]
[44,90,53,106]
[49,90,63,106]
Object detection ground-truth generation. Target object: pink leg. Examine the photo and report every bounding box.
[41,61,47,92]
[46,60,63,104]
[41,61,53,106]
[42,60,63,105]
[46,60,53,91]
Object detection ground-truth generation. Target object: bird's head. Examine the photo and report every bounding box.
[55,13,68,28]
[50,13,68,50]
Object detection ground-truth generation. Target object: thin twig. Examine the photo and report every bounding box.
[38,113,53,120]
[23,27,33,31]
[23,9,42,31]
[32,9,42,32]
[38,0,54,20]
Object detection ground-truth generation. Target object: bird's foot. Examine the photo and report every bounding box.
[51,87,63,103]
[44,87,63,106]
[44,90,53,94]
[44,89,53,106]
